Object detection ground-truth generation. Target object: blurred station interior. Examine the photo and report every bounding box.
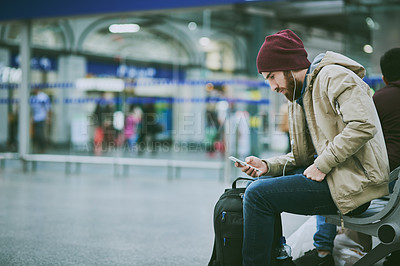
[0,0,399,265]
[0,0,399,168]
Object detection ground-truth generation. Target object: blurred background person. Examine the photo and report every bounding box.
[93,92,114,155]
[30,86,51,153]
[124,104,142,152]
[205,83,227,156]
[6,104,18,152]
[137,102,161,154]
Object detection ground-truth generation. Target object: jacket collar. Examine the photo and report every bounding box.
[296,66,311,107]
[296,53,325,106]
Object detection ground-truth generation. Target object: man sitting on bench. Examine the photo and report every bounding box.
[295,48,400,266]
[235,29,389,266]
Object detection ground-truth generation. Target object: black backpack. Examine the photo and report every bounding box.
[208,177,289,266]
[208,177,255,266]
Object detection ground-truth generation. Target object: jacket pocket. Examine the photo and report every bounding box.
[352,156,369,178]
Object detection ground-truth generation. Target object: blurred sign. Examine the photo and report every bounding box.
[0,66,21,83]
[76,78,125,92]
[117,65,156,79]
[12,54,57,71]
[87,60,185,80]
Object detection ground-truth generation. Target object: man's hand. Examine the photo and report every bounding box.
[234,156,268,177]
[303,163,326,182]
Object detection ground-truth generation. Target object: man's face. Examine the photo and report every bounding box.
[262,71,299,102]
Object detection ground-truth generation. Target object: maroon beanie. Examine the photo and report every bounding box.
[256,29,311,73]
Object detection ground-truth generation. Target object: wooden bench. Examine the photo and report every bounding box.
[324,166,400,265]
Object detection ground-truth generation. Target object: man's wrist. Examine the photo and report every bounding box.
[261,160,269,175]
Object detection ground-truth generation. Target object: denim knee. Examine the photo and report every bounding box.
[243,182,261,208]
[244,180,275,216]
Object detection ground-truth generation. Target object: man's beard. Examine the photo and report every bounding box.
[283,72,302,102]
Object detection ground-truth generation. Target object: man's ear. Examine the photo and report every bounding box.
[382,75,389,86]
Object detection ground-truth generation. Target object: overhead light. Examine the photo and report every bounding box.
[188,22,197,31]
[365,17,380,30]
[199,37,210,46]
[363,44,373,54]
[109,23,140,33]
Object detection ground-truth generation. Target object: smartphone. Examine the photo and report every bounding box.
[228,156,262,173]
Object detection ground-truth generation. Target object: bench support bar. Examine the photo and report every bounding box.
[354,241,400,266]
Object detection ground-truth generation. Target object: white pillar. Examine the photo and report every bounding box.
[173,68,207,144]
[18,21,31,156]
[0,48,10,145]
[54,55,86,144]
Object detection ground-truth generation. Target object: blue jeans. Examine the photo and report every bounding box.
[314,215,337,252]
[242,168,338,266]
[33,120,46,148]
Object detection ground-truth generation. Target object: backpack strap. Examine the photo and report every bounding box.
[232,177,257,189]
[208,238,217,266]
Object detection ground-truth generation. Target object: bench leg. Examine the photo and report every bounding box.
[76,163,81,174]
[354,242,400,266]
[22,160,28,172]
[32,161,37,172]
[123,165,129,176]
[65,162,71,175]
[167,166,173,180]
[175,167,181,179]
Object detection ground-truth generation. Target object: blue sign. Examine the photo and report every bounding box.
[87,60,185,80]
[12,54,57,71]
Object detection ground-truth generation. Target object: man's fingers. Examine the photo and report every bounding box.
[245,156,256,164]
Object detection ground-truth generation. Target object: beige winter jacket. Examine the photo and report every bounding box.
[264,51,389,214]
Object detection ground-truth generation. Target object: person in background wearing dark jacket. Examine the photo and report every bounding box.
[372,47,400,266]
[295,47,400,266]
[374,47,400,179]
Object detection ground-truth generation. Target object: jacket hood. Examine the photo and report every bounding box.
[311,51,366,79]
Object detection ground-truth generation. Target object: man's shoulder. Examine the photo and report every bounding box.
[312,65,358,88]
[374,84,400,98]
[320,64,353,74]
[315,64,353,80]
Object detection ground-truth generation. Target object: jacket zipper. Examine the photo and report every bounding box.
[353,156,370,177]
